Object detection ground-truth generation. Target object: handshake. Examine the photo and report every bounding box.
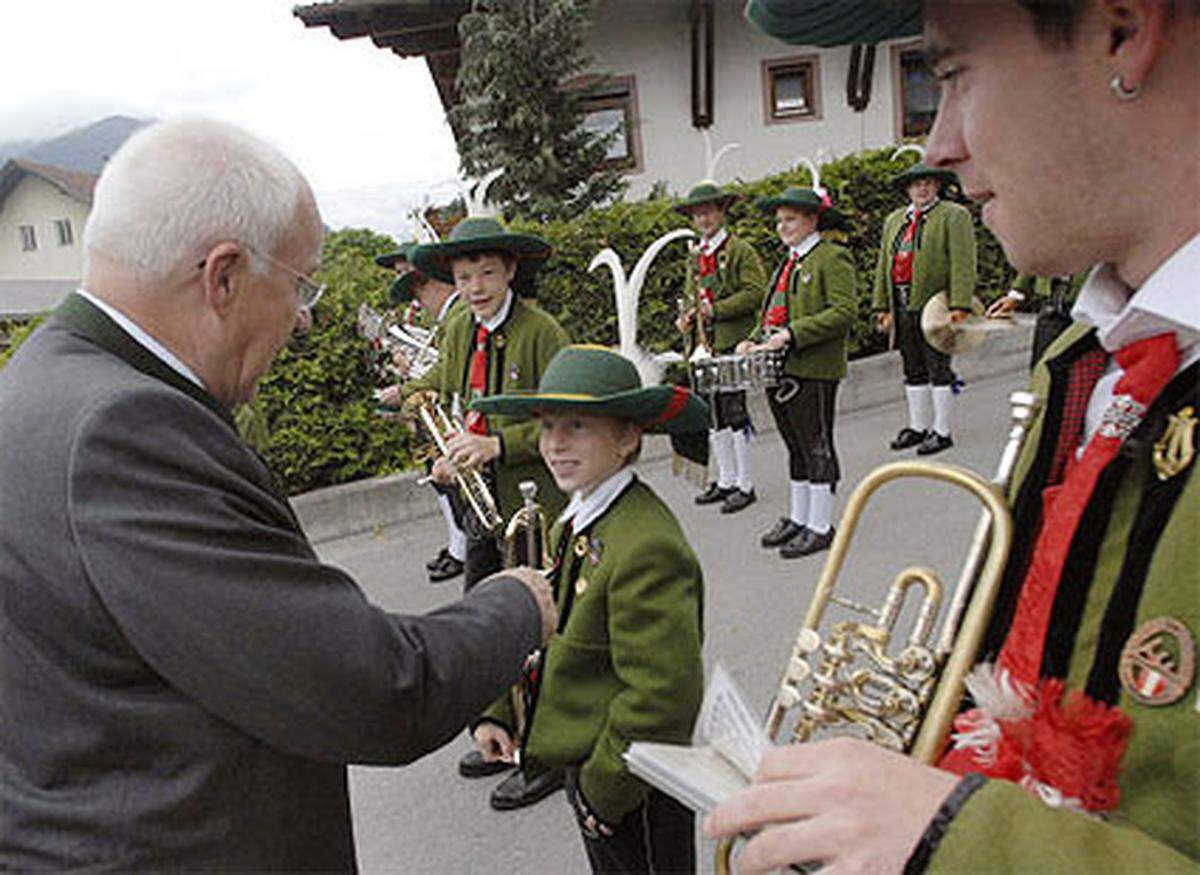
[494,566,557,645]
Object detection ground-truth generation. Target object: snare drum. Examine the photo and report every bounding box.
[691,358,721,394]
[744,349,783,389]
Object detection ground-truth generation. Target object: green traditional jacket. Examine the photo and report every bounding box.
[401,294,470,397]
[434,296,569,519]
[683,232,768,353]
[482,477,704,824]
[872,200,977,313]
[932,323,1199,872]
[750,239,855,381]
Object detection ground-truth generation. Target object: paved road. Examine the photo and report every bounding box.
[316,369,1028,874]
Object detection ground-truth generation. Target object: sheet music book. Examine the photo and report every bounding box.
[623,664,769,814]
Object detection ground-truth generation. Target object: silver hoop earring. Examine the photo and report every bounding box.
[1109,74,1140,101]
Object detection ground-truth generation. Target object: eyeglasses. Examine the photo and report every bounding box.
[198,245,326,312]
[246,245,326,311]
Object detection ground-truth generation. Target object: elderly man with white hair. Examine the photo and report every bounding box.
[0,117,556,871]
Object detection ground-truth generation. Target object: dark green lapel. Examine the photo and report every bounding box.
[52,292,236,430]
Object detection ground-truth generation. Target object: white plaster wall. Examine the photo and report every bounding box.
[587,0,918,198]
[0,176,89,279]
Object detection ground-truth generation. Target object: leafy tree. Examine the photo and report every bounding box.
[451,0,627,221]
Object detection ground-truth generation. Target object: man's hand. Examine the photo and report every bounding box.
[699,297,714,319]
[377,384,403,408]
[473,723,516,764]
[735,340,755,355]
[875,311,893,334]
[676,308,695,334]
[703,738,958,875]
[986,296,1018,319]
[493,566,557,645]
[445,432,501,470]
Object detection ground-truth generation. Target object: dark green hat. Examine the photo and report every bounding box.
[409,217,551,286]
[757,186,848,232]
[745,0,921,47]
[387,269,432,306]
[675,181,738,214]
[891,162,959,194]
[375,241,418,269]
[470,345,710,437]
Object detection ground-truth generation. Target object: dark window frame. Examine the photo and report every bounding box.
[578,73,643,173]
[761,54,822,125]
[892,40,941,139]
[54,218,74,247]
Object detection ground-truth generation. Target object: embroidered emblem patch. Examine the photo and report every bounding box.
[508,362,521,382]
[587,537,603,565]
[1152,405,1196,481]
[575,577,589,597]
[573,535,589,559]
[1118,616,1195,707]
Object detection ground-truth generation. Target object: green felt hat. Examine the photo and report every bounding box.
[409,217,551,286]
[387,269,432,306]
[470,345,710,437]
[891,162,959,194]
[757,186,848,231]
[374,241,418,269]
[675,181,738,214]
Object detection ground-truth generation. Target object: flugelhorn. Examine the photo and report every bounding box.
[414,396,503,535]
[503,480,552,743]
[716,390,1040,873]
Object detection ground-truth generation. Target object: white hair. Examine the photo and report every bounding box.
[82,117,313,284]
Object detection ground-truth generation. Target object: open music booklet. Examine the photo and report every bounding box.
[623,664,769,814]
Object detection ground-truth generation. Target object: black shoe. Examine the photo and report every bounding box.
[780,527,835,559]
[489,768,565,811]
[761,518,804,548]
[458,749,514,779]
[917,432,954,456]
[720,488,757,514]
[428,553,464,583]
[890,428,927,450]
[426,546,449,571]
[695,483,736,505]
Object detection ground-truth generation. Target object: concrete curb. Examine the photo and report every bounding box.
[294,318,1036,544]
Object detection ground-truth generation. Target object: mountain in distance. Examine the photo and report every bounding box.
[5,116,150,174]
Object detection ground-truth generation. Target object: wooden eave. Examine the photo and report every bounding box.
[293,1,470,110]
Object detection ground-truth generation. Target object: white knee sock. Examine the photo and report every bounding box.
[905,384,933,432]
[808,484,835,534]
[731,428,754,492]
[789,480,811,526]
[932,386,954,437]
[437,493,467,561]
[711,428,736,489]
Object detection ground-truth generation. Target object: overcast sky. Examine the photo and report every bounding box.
[0,0,463,242]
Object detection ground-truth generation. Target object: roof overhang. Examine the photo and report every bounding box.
[293,1,472,110]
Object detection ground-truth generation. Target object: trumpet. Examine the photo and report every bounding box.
[414,395,503,536]
[717,390,1041,873]
[356,302,439,380]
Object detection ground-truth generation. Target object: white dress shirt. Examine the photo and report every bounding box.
[76,289,205,390]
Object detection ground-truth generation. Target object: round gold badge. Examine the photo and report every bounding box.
[1118,616,1195,707]
[575,578,589,597]
[573,536,589,558]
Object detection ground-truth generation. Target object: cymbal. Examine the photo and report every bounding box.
[920,292,1008,355]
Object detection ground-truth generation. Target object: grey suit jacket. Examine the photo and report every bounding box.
[0,294,541,871]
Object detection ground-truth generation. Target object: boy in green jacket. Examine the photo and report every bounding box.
[411,215,570,804]
[675,181,768,513]
[739,187,856,558]
[469,345,707,873]
[872,162,977,456]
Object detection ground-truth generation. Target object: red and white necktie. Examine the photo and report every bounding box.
[463,324,490,435]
